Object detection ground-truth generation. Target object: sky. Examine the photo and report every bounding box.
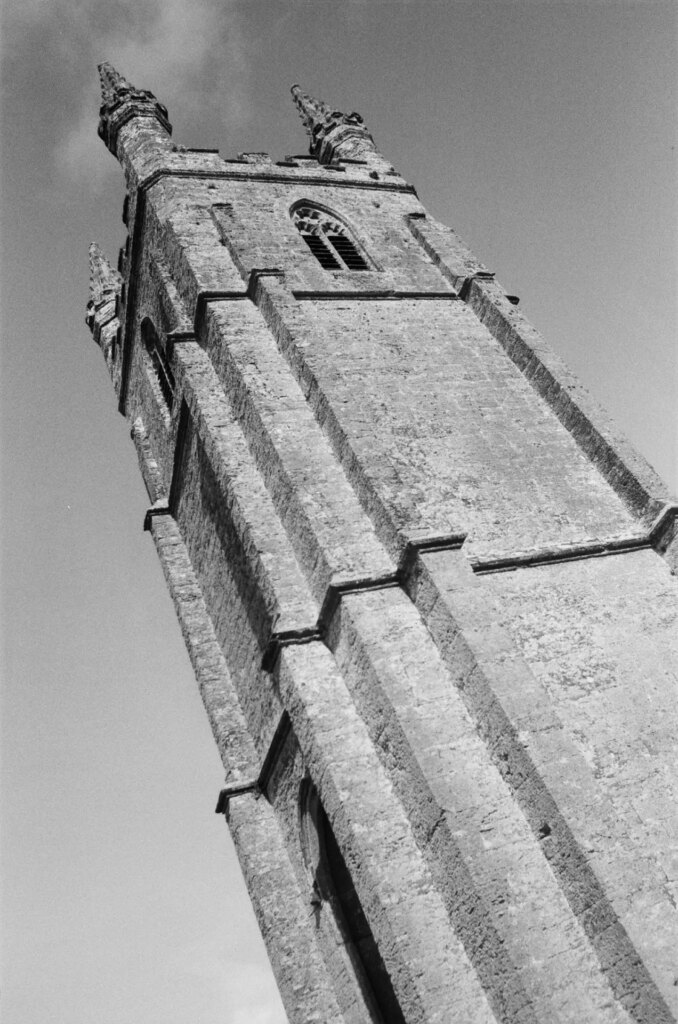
[1,2,676,1022]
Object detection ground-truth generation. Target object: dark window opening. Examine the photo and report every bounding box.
[302,233,342,269]
[301,781,405,1024]
[141,319,175,411]
[326,234,369,270]
[292,204,372,272]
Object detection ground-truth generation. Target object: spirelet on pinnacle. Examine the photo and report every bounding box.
[85,242,122,382]
[290,84,391,169]
[87,241,121,308]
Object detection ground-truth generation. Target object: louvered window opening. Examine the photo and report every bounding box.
[302,233,342,269]
[294,206,370,271]
[142,321,175,411]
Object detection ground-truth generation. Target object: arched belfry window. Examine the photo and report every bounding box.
[141,319,174,412]
[292,204,371,271]
[300,780,405,1024]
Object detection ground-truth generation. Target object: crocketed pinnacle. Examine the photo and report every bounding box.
[97,60,171,153]
[98,61,132,106]
[88,242,121,306]
[290,85,347,138]
[290,84,372,162]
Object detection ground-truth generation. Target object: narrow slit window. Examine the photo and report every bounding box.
[293,205,372,271]
[141,319,175,411]
[300,781,405,1024]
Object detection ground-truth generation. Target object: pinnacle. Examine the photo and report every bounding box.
[290,84,361,148]
[290,84,334,136]
[98,61,133,106]
[96,61,172,154]
[88,242,121,305]
[290,83,374,164]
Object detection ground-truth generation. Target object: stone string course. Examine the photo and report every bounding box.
[88,67,678,1024]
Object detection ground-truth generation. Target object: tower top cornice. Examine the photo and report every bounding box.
[290,84,382,165]
[97,61,172,155]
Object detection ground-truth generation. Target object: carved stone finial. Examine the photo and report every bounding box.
[290,84,377,164]
[98,61,130,106]
[88,241,121,307]
[290,85,348,139]
[97,61,172,154]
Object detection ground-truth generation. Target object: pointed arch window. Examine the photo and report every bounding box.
[292,205,371,271]
[141,319,175,412]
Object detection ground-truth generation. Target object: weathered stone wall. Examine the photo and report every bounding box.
[409,546,677,1023]
[89,92,678,1024]
[269,295,645,558]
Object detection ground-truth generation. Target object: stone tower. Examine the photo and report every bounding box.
[87,63,678,1024]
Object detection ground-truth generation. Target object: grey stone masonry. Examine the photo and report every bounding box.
[87,65,678,1024]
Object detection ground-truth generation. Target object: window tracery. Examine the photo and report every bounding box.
[292,205,371,270]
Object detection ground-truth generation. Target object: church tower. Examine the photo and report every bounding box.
[88,64,678,1024]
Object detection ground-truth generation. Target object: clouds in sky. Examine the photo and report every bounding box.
[6,0,251,189]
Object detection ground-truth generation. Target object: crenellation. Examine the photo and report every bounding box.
[86,63,678,1024]
[238,152,273,164]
